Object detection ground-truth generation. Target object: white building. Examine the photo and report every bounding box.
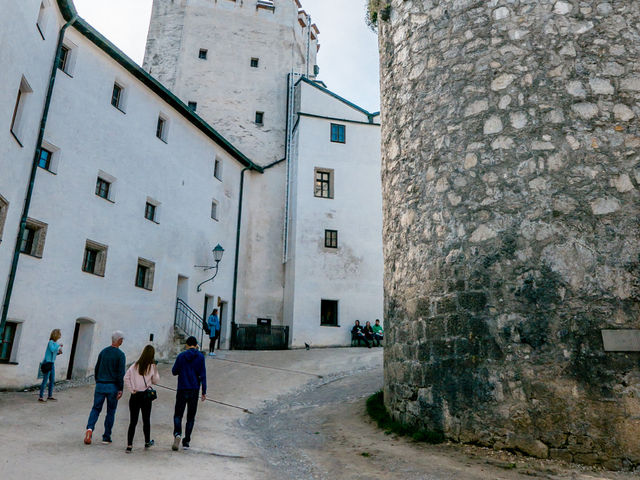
[0,0,382,388]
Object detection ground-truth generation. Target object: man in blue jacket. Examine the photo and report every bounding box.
[171,336,207,451]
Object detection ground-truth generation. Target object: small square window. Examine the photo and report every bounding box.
[145,202,156,222]
[111,83,123,109]
[0,322,18,363]
[59,45,70,72]
[330,123,345,143]
[255,111,264,125]
[38,147,53,170]
[314,168,333,199]
[82,240,108,277]
[188,101,197,111]
[135,257,155,290]
[199,49,208,59]
[211,200,219,221]
[214,159,222,181]
[320,300,338,326]
[250,57,259,68]
[324,229,338,249]
[156,116,167,141]
[19,218,47,258]
[0,195,8,241]
[95,177,111,200]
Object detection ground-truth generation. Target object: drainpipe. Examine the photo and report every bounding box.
[0,15,78,338]
[230,167,250,349]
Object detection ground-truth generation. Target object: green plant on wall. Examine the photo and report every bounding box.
[366,0,391,31]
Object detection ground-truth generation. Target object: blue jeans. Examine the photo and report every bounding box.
[86,383,119,440]
[39,365,55,398]
[173,389,199,443]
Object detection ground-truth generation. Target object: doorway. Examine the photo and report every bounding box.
[67,319,95,380]
[176,275,189,303]
[219,300,228,348]
[203,294,214,332]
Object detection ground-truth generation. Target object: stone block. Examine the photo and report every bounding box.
[549,448,573,462]
[601,329,640,351]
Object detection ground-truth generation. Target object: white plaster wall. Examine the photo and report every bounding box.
[0,19,246,388]
[287,83,383,347]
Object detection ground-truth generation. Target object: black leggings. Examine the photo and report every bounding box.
[127,392,152,445]
[209,333,219,353]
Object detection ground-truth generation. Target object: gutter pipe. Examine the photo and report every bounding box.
[0,15,78,338]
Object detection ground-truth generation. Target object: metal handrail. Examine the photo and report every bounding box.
[174,298,205,348]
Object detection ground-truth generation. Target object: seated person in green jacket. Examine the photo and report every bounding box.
[372,319,384,347]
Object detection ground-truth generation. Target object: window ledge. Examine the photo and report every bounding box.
[38,166,57,175]
[145,218,160,225]
[156,137,168,144]
[112,105,126,114]
[135,285,153,291]
[321,324,341,328]
[96,195,115,204]
[20,252,42,259]
[214,175,222,182]
[36,24,45,40]
[0,361,19,365]
[10,131,24,148]
[314,195,334,200]
[82,270,105,277]
[59,69,73,78]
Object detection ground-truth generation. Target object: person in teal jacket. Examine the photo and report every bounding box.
[206,308,220,357]
[39,329,63,402]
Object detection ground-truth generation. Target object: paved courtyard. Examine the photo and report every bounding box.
[0,347,636,479]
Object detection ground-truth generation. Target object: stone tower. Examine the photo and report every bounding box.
[143,0,319,325]
[376,0,640,469]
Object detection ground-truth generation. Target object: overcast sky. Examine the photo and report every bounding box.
[73,0,381,112]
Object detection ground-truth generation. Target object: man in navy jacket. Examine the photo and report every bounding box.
[171,336,207,451]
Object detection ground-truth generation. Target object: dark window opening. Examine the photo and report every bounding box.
[324,229,338,248]
[214,159,222,180]
[255,111,264,125]
[250,57,259,68]
[145,202,156,222]
[19,227,36,255]
[95,178,110,200]
[38,147,52,170]
[136,264,148,288]
[10,89,22,136]
[331,123,345,143]
[83,248,98,274]
[198,49,208,59]
[320,300,338,326]
[188,101,197,111]
[0,322,17,362]
[156,116,166,140]
[111,83,122,109]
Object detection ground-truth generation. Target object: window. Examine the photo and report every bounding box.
[314,168,334,199]
[250,57,259,68]
[10,76,33,144]
[255,111,264,125]
[198,49,208,59]
[95,177,111,200]
[0,195,8,242]
[36,2,47,39]
[82,240,108,276]
[19,218,47,258]
[156,115,168,141]
[211,200,219,221]
[331,123,346,143]
[58,45,70,72]
[0,322,17,363]
[145,202,156,222]
[135,258,155,290]
[324,229,338,249]
[38,147,52,170]
[214,159,222,180]
[320,300,338,326]
[188,101,197,111]
[111,83,123,109]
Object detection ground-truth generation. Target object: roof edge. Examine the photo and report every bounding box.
[55,0,263,173]
[297,76,376,119]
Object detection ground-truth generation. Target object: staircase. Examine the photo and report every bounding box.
[174,298,205,350]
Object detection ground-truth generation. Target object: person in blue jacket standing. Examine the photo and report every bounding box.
[171,336,207,451]
[39,329,63,402]
[206,308,220,357]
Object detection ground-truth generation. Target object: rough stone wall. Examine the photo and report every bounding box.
[378,0,640,470]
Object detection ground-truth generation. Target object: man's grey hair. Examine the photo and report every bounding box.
[112,330,124,343]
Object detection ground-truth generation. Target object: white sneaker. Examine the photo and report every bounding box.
[211,352,216,357]
[172,435,181,451]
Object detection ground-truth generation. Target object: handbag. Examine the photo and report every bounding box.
[143,375,157,402]
[40,361,54,374]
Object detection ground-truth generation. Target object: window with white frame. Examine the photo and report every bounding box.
[314,168,334,199]
[10,76,33,145]
[145,197,160,223]
[111,82,127,112]
[156,114,169,142]
[82,240,108,277]
[19,218,47,258]
[0,195,8,242]
[135,257,155,290]
[214,158,222,181]
[95,170,116,202]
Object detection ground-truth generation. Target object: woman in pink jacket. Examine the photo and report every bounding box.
[123,345,159,453]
